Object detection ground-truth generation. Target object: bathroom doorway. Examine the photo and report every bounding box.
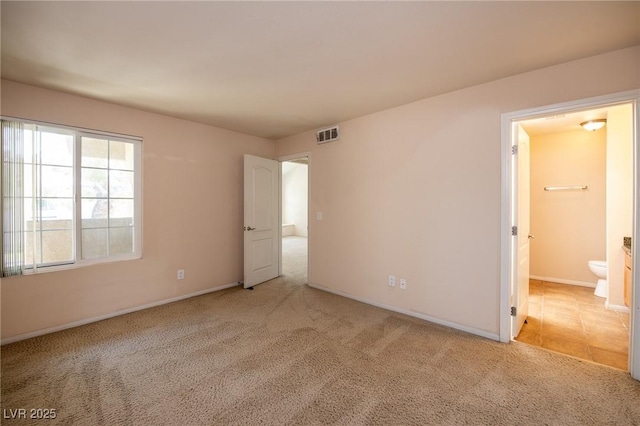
[515,105,632,370]
[500,91,640,379]
[280,156,308,284]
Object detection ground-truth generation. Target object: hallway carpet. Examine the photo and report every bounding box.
[2,251,639,424]
[282,235,308,281]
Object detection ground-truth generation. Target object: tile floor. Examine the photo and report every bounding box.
[516,279,630,370]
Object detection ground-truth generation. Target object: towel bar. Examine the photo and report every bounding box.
[543,185,588,191]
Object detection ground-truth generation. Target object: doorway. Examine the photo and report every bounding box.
[515,106,631,370]
[500,90,640,380]
[280,156,309,284]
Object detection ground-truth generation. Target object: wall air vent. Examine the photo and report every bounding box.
[316,126,339,144]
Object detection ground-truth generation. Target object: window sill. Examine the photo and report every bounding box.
[22,254,142,275]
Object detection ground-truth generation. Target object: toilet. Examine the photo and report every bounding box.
[588,260,608,298]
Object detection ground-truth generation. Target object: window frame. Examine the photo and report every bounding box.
[23,123,76,270]
[1,116,143,274]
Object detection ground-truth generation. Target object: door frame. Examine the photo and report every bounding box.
[499,89,640,380]
[278,152,311,283]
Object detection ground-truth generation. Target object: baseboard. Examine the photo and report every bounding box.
[605,301,631,313]
[529,275,596,288]
[1,281,242,345]
[307,282,500,342]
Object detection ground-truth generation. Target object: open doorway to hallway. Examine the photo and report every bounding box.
[281,158,308,283]
[512,103,633,370]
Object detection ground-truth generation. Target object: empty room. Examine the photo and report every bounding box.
[1,2,640,424]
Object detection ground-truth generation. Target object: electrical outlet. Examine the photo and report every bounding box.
[400,278,407,290]
[388,275,396,287]
[177,269,185,280]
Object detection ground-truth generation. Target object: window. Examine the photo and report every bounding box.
[1,119,141,275]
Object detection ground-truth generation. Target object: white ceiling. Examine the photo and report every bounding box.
[2,1,639,140]
[520,106,612,137]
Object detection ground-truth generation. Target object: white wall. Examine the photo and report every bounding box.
[606,103,634,308]
[1,80,275,341]
[2,47,638,343]
[282,161,308,236]
[275,46,640,338]
[529,129,606,285]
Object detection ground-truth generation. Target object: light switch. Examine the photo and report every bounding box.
[317,212,323,221]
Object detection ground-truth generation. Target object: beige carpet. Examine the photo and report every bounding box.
[2,238,639,425]
[282,235,308,282]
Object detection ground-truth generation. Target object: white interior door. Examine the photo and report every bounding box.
[244,154,279,288]
[512,124,531,337]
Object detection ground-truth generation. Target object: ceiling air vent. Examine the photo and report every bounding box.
[316,126,339,144]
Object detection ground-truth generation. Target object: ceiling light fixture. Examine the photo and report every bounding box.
[580,119,606,131]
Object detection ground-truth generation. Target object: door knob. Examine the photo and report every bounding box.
[528,234,535,239]
[246,226,256,231]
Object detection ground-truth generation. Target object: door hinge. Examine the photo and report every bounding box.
[512,145,518,155]
[511,306,517,316]
[511,226,517,236]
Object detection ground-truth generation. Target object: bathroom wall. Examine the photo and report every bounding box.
[529,129,606,285]
[606,103,633,308]
[282,161,308,236]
